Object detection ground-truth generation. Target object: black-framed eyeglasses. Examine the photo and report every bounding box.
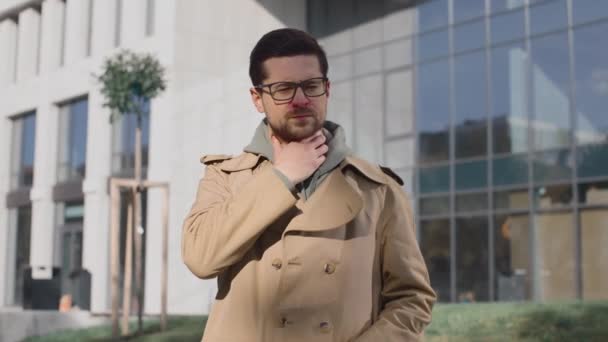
[255,77,328,101]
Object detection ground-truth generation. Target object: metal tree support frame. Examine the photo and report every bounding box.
[110,178,170,337]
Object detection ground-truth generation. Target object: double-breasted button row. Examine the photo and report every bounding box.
[271,258,282,270]
[323,262,336,274]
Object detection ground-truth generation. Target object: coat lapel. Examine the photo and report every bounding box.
[285,168,363,232]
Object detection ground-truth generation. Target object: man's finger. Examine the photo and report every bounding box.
[309,133,326,148]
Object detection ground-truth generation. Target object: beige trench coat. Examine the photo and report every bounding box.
[182,152,436,342]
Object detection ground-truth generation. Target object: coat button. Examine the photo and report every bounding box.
[272,258,282,270]
[319,321,331,333]
[323,263,336,274]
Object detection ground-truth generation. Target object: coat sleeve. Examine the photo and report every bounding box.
[182,164,298,279]
[354,182,437,342]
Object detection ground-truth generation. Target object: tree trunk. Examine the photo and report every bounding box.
[134,109,144,333]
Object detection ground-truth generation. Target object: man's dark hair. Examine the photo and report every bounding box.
[249,28,328,86]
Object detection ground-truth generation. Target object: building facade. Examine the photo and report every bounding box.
[0,0,606,316]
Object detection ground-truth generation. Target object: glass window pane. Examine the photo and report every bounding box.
[494,188,529,211]
[534,184,573,209]
[493,154,528,186]
[455,192,488,213]
[533,149,572,183]
[529,0,567,36]
[577,143,608,179]
[420,195,450,217]
[420,219,451,302]
[574,22,608,146]
[455,159,487,191]
[417,60,450,164]
[581,208,608,300]
[456,217,489,302]
[417,29,449,61]
[385,138,414,169]
[454,0,485,23]
[492,0,525,13]
[534,211,576,300]
[491,9,525,45]
[531,33,571,151]
[494,214,532,301]
[454,51,487,159]
[112,98,150,175]
[491,42,528,154]
[572,0,608,25]
[21,113,36,187]
[419,164,450,194]
[454,19,485,54]
[386,70,414,136]
[417,0,448,33]
[578,180,608,205]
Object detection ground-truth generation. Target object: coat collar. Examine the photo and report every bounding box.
[285,169,363,233]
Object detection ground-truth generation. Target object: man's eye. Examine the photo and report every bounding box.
[274,84,294,92]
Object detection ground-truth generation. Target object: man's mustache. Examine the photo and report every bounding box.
[288,108,315,117]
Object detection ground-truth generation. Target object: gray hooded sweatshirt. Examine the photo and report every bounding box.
[244,119,351,199]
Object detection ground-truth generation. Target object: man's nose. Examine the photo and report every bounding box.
[290,87,310,106]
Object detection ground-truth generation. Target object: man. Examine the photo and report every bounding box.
[182,28,436,342]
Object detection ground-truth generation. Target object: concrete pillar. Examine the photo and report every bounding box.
[82,90,112,313]
[0,19,18,87]
[64,0,91,64]
[120,0,146,45]
[29,104,60,280]
[39,0,65,73]
[0,117,11,305]
[16,8,41,82]
[91,0,119,55]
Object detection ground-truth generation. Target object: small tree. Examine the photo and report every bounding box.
[96,50,166,337]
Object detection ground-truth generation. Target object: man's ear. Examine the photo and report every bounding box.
[250,87,265,113]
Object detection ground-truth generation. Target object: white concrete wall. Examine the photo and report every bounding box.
[0,114,11,306]
[15,7,40,82]
[39,0,64,73]
[0,19,17,86]
[0,0,309,316]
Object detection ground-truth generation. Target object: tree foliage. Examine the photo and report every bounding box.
[96,50,167,122]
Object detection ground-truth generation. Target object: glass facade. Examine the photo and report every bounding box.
[58,97,88,182]
[310,0,608,302]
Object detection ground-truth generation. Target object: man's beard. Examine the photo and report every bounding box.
[269,109,324,142]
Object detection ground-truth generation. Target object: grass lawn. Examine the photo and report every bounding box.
[24,301,608,341]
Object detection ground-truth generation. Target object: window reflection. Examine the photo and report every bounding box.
[455,192,488,213]
[417,60,449,164]
[578,181,608,205]
[534,211,576,300]
[491,42,528,154]
[581,208,608,300]
[454,19,485,54]
[494,188,529,211]
[419,164,449,194]
[529,0,567,36]
[417,29,449,61]
[419,195,450,217]
[533,149,572,183]
[493,154,528,187]
[531,33,571,151]
[573,22,608,177]
[453,0,485,23]
[534,184,572,209]
[455,159,487,191]
[494,214,531,300]
[420,219,451,302]
[491,9,525,45]
[454,51,487,159]
[456,217,489,302]
[572,0,608,25]
[417,0,448,33]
